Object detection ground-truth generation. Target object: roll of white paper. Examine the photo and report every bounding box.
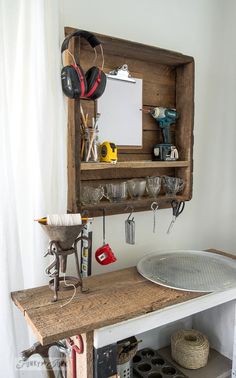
[47,214,82,226]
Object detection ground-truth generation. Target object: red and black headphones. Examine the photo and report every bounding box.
[61,30,106,100]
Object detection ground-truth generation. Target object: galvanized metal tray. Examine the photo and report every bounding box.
[137,250,236,292]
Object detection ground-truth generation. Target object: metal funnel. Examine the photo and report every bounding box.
[41,224,84,249]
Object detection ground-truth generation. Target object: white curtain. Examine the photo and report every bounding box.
[0,0,67,376]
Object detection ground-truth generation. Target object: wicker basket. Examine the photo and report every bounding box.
[171,329,209,369]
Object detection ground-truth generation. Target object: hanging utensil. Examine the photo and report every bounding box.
[81,213,93,277]
[151,202,159,233]
[95,209,117,265]
[167,200,185,234]
[125,207,135,244]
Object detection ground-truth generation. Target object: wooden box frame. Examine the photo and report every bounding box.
[65,27,194,217]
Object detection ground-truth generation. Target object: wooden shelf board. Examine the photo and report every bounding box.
[157,346,231,378]
[11,267,205,346]
[81,161,190,171]
[11,250,235,346]
[81,194,189,216]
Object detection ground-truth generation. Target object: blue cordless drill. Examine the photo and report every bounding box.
[150,107,179,161]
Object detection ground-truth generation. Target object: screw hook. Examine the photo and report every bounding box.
[151,202,159,233]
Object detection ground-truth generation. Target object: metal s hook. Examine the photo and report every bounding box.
[125,206,134,222]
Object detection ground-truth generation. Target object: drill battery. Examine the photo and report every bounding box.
[153,143,179,161]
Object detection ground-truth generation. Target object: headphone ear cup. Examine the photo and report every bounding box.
[61,64,87,99]
[85,66,107,100]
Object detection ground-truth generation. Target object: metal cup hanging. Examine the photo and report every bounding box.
[125,207,135,245]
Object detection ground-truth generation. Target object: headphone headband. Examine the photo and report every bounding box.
[61,29,106,100]
[61,29,101,53]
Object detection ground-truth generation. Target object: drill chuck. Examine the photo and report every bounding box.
[150,107,178,122]
[151,107,165,119]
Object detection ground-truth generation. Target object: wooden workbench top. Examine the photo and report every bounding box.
[11,250,235,345]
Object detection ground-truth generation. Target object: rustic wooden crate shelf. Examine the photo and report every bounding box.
[66,27,194,216]
[81,160,190,170]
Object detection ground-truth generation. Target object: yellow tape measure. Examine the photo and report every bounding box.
[100,141,117,163]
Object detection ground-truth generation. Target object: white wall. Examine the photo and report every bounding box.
[193,301,236,359]
[61,0,236,275]
[137,316,193,351]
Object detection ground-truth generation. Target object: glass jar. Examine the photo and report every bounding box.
[82,128,99,162]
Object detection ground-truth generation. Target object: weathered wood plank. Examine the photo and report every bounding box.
[81,161,189,170]
[80,162,176,181]
[75,332,93,378]
[175,62,194,200]
[80,194,188,217]
[118,153,152,161]
[80,47,176,108]
[11,268,145,312]
[66,37,82,214]
[67,27,194,66]
[116,130,175,156]
[24,279,203,345]
[14,266,204,346]
[11,251,235,346]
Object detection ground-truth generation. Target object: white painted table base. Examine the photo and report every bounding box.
[94,286,236,378]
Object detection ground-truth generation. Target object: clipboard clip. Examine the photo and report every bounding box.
[106,64,136,83]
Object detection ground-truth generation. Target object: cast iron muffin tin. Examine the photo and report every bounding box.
[133,348,187,378]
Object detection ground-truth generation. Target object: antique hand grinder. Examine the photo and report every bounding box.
[41,222,90,302]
